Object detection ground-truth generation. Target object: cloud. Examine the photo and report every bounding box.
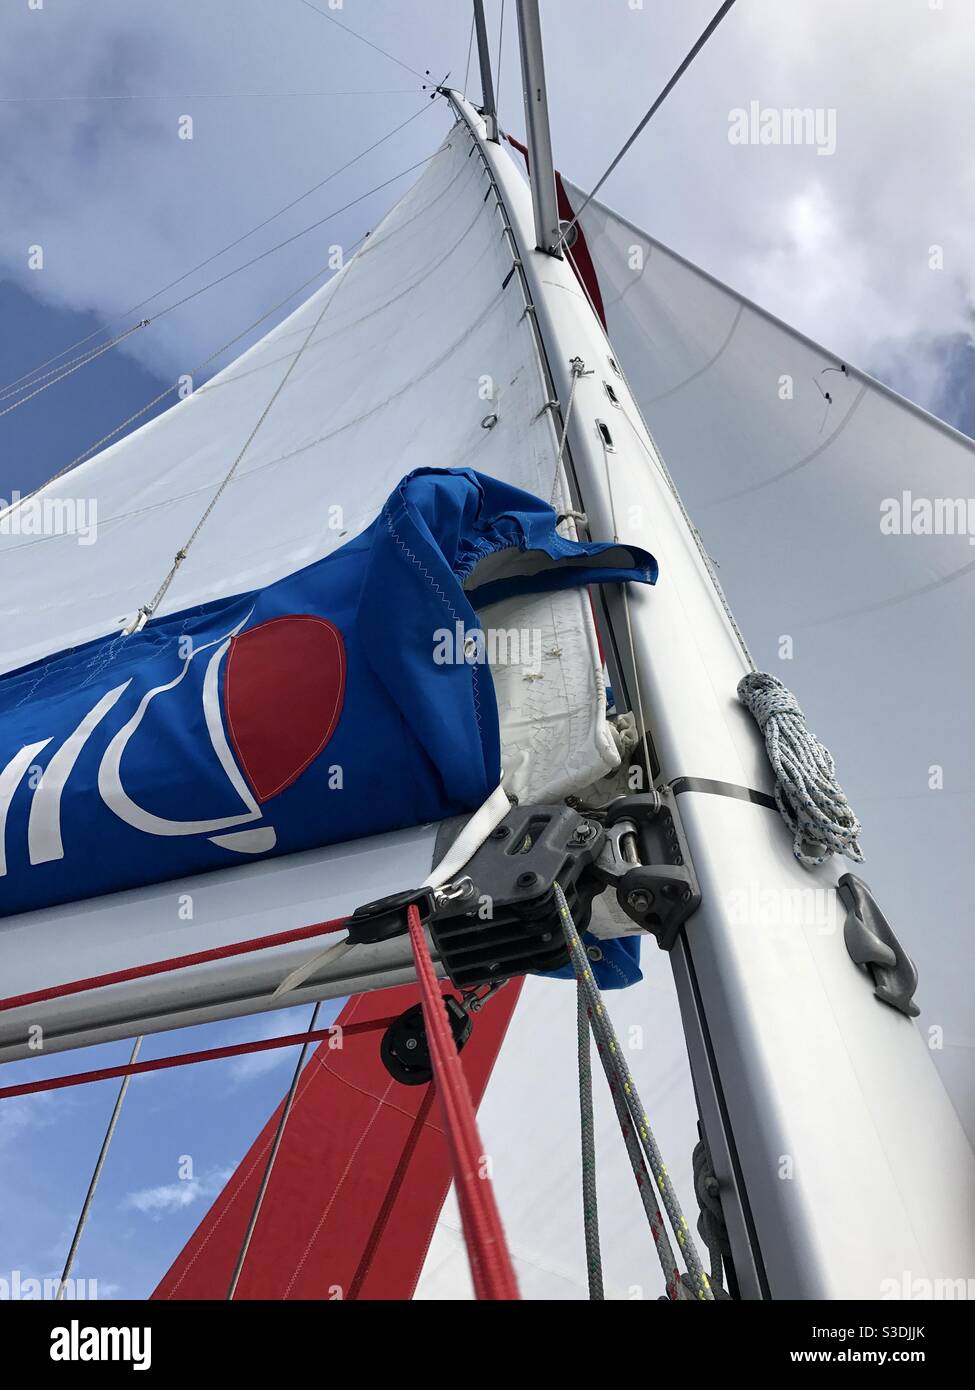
[0,0,460,382]
[122,1166,233,1220]
[0,1092,57,1149]
[226,1005,326,1084]
[517,0,975,412]
[3,1,971,421]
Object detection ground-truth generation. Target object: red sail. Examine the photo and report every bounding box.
[153,980,521,1301]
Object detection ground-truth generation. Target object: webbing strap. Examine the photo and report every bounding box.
[406,902,519,1301]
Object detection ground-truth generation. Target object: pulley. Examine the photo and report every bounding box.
[380,996,472,1086]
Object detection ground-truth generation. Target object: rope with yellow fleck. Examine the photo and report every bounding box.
[554,882,713,1301]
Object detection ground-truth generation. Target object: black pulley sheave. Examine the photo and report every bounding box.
[380,996,472,1085]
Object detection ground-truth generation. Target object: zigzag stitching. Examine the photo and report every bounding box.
[382,503,483,737]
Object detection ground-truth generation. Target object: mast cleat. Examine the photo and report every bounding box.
[589,789,702,951]
[837,873,920,1017]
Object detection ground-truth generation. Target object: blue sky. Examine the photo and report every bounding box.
[2,0,974,1299]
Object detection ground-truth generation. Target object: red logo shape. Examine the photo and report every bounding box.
[223,615,346,803]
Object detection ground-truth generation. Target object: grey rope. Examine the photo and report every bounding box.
[576,982,604,1299]
[56,1035,143,1299]
[227,1003,321,1299]
[691,1139,728,1291]
[0,324,150,404]
[555,884,712,1301]
[0,322,150,417]
[738,671,864,868]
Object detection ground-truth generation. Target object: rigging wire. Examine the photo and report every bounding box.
[554,0,739,252]
[464,13,475,97]
[152,153,434,323]
[549,356,591,507]
[496,0,506,113]
[55,1036,143,1300]
[0,151,434,426]
[227,1002,322,1300]
[0,90,421,103]
[0,322,149,418]
[294,0,433,84]
[0,242,365,529]
[0,101,434,404]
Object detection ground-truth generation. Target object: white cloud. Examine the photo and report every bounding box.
[122,1166,232,1220]
[0,1092,57,1148]
[0,0,459,381]
[2,1,971,417]
[530,0,975,408]
[225,1007,306,1083]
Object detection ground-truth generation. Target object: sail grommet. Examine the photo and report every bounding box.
[481,412,499,430]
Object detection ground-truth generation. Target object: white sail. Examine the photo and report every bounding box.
[561,179,975,1144]
[412,94,975,1301]
[4,75,973,1304]
[0,129,622,1057]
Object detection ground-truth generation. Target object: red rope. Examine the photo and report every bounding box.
[0,915,349,1015]
[405,902,519,1301]
[0,1017,394,1102]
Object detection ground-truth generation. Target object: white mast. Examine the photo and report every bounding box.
[515,0,562,255]
[472,0,498,142]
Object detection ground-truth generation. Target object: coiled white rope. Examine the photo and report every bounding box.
[737,672,864,869]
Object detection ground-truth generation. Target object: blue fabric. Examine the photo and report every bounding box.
[0,467,655,988]
[543,931,643,990]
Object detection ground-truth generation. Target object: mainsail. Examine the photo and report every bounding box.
[0,129,636,1057]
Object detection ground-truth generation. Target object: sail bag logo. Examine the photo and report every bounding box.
[0,468,655,920]
[223,616,346,803]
